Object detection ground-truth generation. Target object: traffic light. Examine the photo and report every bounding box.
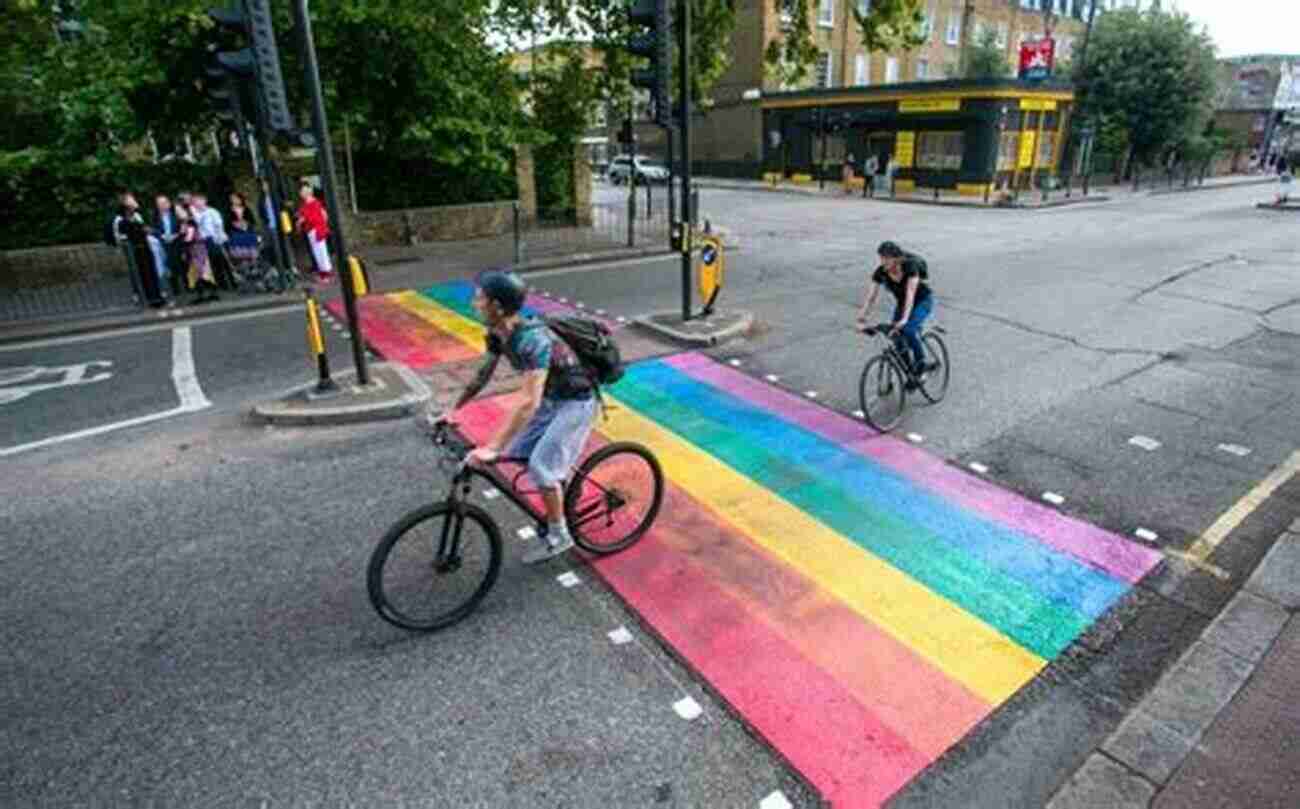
[208,0,292,133]
[628,0,672,127]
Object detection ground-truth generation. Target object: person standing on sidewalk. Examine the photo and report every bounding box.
[153,195,184,300]
[191,193,234,291]
[178,202,219,304]
[113,192,165,308]
[863,154,879,198]
[296,183,334,284]
[841,152,857,195]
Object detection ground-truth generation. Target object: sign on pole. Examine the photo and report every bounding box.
[1019,39,1055,82]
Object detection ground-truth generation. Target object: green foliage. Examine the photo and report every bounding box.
[0,150,219,250]
[529,54,599,211]
[349,153,518,211]
[963,28,1012,80]
[766,0,925,88]
[1073,7,1217,168]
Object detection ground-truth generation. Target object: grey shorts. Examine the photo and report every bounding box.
[505,396,598,489]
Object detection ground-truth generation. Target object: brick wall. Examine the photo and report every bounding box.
[0,243,125,290]
[353,202,517,246]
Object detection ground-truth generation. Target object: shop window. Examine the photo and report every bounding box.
[998,132,1020,171]
[917,132,964,170]
[1038,132,1056,166]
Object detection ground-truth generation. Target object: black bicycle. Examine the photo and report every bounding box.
[857,323,950,432]
[367,420,665,633]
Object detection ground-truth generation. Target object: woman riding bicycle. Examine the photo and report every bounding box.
[856,241,935,390]
[436,270,598,565]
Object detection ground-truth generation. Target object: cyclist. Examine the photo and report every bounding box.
[438,270,598,564]
[856,240,935,389]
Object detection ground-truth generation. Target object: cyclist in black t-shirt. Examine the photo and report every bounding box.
[856,241,935,388]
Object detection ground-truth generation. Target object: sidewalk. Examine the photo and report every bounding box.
[1047,520,1300,809]
[0,242,669,346]
[692,172,1275,207]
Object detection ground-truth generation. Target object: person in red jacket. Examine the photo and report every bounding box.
[295,183,333,283]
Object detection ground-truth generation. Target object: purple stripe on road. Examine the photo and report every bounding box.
[662,353,1163,585]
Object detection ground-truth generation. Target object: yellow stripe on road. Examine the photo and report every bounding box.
[599,395,1046,705]
[1167,449,1300,579]
[390,291,485,351]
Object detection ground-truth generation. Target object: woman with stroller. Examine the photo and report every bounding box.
[227,191,262,288]
[178,201,220,304]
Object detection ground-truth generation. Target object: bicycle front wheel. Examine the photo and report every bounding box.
[565,443,664,555]
[858,355,907,433]
[367,502,502,632]
[918,332,950,404]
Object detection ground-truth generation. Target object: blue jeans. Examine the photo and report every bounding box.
[505,396,598,489]
[893,296,932,373]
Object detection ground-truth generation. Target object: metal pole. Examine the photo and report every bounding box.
[678,0,692,322]
[292,0,369,386]
[627,110,637,248]
[819,109,827,191]
[343,118,358,214]
[667,126,676,236]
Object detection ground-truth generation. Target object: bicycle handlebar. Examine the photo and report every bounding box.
[858,323,897,337]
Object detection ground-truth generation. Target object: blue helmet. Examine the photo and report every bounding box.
[476,269,527,314]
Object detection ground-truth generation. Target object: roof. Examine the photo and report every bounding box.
[761,78,1074,110]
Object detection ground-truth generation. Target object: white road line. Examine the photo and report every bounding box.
[729,359,742,367]
[556,571,581,588]
[1128,435,1162,451]
[672,696,703,720]
[1217,443,1252,457]
[1,326,210,458]
[804,390,818,399]
[759,792,793,809]
[906,433,924,443]
[1042,492,1066,506]
[607,626,633,645]
[969,462,989,474]
[1135,528,1159,542]
[765,374,780,382]
[0,304,299,352]
[517,526,537,540]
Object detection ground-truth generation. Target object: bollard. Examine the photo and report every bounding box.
[512,201,522,265]
[304,288,337,394]
[645,181,652,221]
[347,255,368,297]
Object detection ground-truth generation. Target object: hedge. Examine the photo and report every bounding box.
[348,151,517,212]
[0,150,232,251]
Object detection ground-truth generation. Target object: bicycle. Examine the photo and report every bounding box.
[367,420,665,633]
[856,323,950,433]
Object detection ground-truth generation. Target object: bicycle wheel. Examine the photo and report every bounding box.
[918,332,950,404]
[367,502,502,632]
[564,442,664,555]
[858,355,907,433]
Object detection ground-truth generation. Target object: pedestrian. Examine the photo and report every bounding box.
[113,192,165,308]
[1276,155,1292,205]
[153,194,184,300]
[842,152,856,195]
[863,153,879,197]
[191,193,234,291]
[178,202,219,303]
[296,183,334,284]
[227,191,261,281]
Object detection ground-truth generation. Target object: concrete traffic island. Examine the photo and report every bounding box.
[634,309,754,347]
[251,362,431,426]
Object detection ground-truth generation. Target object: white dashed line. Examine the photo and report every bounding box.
[1217,443,1252,457]
[672,696,703,720]
[1135,528,1159,542]
[556,571,581,588]
[616,316,628,324]
[1042,492,1066,506]
[906,433,924,443]
[765,374,780,382]
[853,409,865,419]
[596,309,607,315]
[759,792,793,809]
[1128,435,1161,451]
[729,359,742,367]
[576,302,586,309]
[607,626,633,645]
[517,526,537,540]
[482,489,500,500]
[804,390,818,399]
[969,462,989,474]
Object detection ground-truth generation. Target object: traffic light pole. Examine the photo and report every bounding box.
[291,0,369,386]
[678,0,692,323]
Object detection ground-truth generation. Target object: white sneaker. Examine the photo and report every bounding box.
[522,531,574,565]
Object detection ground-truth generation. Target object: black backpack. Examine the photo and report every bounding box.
[545,315,624,386]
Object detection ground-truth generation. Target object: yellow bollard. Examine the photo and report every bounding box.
[347,255,368,297]
[304,289,337,393]
[281,210,293,236]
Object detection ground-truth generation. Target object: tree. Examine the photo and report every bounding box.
[961,28,1011,80]
[766,0,926,88]
[1072,7,1217,176]
[529,51,600,210]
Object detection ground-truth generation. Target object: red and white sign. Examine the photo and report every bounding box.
[1019,39,1056,81]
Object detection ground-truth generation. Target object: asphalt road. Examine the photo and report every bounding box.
[3,182,1298,808]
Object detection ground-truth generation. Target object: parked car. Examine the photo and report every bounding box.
[607,155,670,185]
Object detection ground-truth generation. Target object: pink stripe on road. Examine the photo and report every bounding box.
[663,353,1163,585]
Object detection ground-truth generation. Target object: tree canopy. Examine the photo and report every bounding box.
[766,0,926,88]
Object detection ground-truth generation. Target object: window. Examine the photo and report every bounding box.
[998,132,1020,171]
[815,51,833,88]
[885,57,900,83]
[945,13,961,45]
[855,53,869,85]
[916,59,929,80]
[916,132,965,170]
[818,0,833,28]
[1038,132,1057,166]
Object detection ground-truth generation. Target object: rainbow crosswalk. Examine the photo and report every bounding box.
[325,281,613,369]
[455,354,1163,809]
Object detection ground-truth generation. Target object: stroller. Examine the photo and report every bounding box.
[227,227,299,294]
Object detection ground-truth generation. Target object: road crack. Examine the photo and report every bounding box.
[940,302,1173,359]
[1132,254,1238,299]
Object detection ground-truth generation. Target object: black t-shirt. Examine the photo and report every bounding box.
[872,254,932,309]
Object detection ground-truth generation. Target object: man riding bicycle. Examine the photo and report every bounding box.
[857,241,935,389]
[437,270,598,564]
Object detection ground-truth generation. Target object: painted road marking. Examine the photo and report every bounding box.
[853,409,865,419]
[765,374,780,382]
[608,626,633,645]
[1217,443,1252,457]
[1042,492,1066,506]
[1166,449,1300,579]
[1135,528,1159,543]
[1129,435,1162,451]
[456,357,1161,808]
[556,571,581,588]
[0,303,299,353]
[0,327,210,458]
[672,696,703,720]
[907,433,924,444]
[482,488,500,499]
[969,462,989,474]
[759,792,793,809]
[0,361,114,406]
[804,390,818,399]
[729,359,743,367]
[516,526,536,540]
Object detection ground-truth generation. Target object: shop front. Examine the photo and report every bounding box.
[761,79,1075,196]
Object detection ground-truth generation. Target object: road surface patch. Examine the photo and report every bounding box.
[456,354,1162,808]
